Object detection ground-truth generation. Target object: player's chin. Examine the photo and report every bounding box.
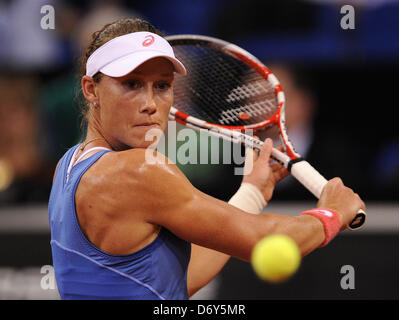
[135,140,160,149]
[129,132,164,149]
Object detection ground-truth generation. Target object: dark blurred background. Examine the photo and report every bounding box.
[0,0,398,299]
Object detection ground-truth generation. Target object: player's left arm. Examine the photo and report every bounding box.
[187,140,289,297]
[187,244,229,297]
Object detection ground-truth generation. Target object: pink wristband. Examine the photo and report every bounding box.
[300,208,341,247]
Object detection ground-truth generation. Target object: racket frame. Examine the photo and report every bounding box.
[166,34,300,160]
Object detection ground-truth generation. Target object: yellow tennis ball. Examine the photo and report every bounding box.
[251,234,301,283]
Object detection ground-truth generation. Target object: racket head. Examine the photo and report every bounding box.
[166,34,299,160]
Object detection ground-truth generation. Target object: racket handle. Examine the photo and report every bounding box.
[289,159,366,230]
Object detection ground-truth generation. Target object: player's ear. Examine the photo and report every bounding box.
[81,75,99,105]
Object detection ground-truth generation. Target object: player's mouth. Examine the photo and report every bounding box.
[134,122,160,129]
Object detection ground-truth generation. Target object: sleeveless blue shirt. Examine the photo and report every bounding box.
[48,144,191,300]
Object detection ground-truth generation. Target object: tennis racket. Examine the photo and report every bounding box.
[166,34,366,230]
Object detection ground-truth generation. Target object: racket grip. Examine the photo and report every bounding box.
[289,160,366,230]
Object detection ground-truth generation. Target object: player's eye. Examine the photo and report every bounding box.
[155,81,172,91]
[123,80,141,90]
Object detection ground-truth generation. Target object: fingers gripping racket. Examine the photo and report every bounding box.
[166,34,366,230]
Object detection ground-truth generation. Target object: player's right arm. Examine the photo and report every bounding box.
[123,149,364,261]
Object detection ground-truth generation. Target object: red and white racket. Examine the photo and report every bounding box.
[166,34,366,230]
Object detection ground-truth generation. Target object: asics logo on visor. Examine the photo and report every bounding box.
[142,35,155,47]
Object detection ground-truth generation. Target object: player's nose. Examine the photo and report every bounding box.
[140,85,157,115]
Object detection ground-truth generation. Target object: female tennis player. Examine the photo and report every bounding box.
[48,18,365,300]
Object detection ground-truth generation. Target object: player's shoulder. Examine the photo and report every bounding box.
[92,147,180,182]
[115,147,173,169]
[78,148,185,208]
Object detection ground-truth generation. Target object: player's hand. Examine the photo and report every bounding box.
[318,177,366,230]
[242,138,289,202]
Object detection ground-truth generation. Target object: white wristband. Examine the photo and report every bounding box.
[228,183,267,214]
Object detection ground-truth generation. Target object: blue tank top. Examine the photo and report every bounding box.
[48,144,191,300]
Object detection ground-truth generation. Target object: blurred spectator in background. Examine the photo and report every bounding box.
[0,73,53,205]
[0,1,8,63]
[272,64,316,161]
[265,64,367,201]
[2,0,61,71]
[253,64,317,201]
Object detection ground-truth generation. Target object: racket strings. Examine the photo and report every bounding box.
[172,45,279,127]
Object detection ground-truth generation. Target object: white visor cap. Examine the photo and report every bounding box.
[86,32,186,77]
